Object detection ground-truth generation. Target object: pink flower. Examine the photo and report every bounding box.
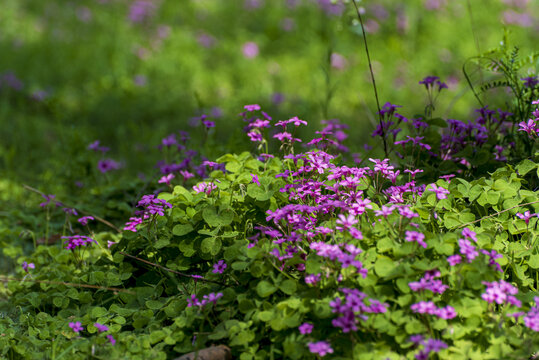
[21,261,35,273]
[212,260,227,274]
[405,230,427,248]
[330,53,347,70]
[428,184,450,200]
[94,323,109,332]
[106,335,116,345]
[299,323,313,334]
[158,173,175,185]
[77,216,94,226]
[242,42,259,59]
[251,174,260,186]
[69,321,84,333]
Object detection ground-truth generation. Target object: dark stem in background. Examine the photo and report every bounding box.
[466,0,484,96]
[351,0,388,158]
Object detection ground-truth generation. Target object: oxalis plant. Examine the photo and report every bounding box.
[3,98,539,359]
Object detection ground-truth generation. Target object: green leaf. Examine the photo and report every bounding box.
[374,256,395,277]
[516,159,537,176]
[528,254,539,269]
[202,207,221,227]
[154,237,170,249]
[149,330,166,344]
[247,183,272,201]
[225,160,242,173]
[201,237,222,255]
[256,280,277,297]
[279,279,297,295]
[145,300,164,310]
[172,224,194,236]
[258,310,274,322]
[91,307,107,318]
[173,186,193,202]
[444,214,460,229]
[428,118,448,127]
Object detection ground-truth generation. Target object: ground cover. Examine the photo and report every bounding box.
[1,0,539,359]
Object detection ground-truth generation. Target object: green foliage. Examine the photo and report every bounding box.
[4,152,539,359]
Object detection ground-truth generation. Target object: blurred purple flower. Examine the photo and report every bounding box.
[98,159,120,173]
[242,42,259,59]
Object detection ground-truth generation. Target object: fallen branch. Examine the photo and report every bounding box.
[174,345,232,360]
[0,276,135,294]
[457,200,539,229]
[22,184,122,233]
[118,252,229,286]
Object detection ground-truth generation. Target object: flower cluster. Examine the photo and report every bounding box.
[193,182,217,195]
[409,335,448,360]
[518,99,539,138]
[62,235,97,250]
[186,292,223,308]
[329,288,388,333]
[410,301,457,319]
[123,194,171,232]
[523,297,539,331]
[77,216,94,226]
[481,280,521,307]
[307,341,334,357]
[409,269,448,294]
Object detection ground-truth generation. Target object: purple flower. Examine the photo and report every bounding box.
[409,334,424,345]
[518,119,537,137]
[428,184,450,200]
[244,104,261,111]
[405,231,427,248]
[307,341,333,357]
[481,249,503,272]
[128,0,155,23]
[305,273,321,285]
[242,42,259,59]
[298,323,313,334]
[158,174,175,185]
[458,239,478,262]
[193,182,217,195]
[212,260,227,274]
[107,334,116,345]
[123,216,143,232]
[330,53,347,70]
[461,227,477,242]
[516,211,538,225]
[97,159,120,173]
[447,254,461,266]
[62,235,97,250]
[524,297,539,331]
[251,174,260,186]
[62,207,78,216]
[77,216,94,226]
[521,76,538,88]
[481,280,521,307]
[22,261,35,273]
[39,194,56,208]
[94,323,109,332]
[336,214,358,231]
[409,270,448,294]
[69,321,84,333]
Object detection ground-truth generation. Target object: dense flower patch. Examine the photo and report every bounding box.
[2,92,539,358]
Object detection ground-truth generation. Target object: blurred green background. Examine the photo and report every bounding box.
[0,0,538,184]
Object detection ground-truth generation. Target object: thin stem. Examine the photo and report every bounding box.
[351,0,388,158]
[119,251,227,286]
[458,200,539,228]
[22,184,122,233]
